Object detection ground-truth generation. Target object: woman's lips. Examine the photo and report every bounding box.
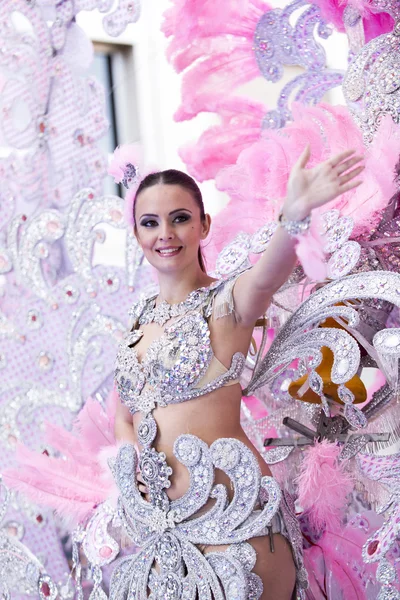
[156,246,183,257]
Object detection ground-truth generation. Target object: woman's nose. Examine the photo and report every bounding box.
[159,223,174,240]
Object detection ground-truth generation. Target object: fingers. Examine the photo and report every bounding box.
[295,144,311,169]
[137,472,148,495]
[336,155,364,176]
[328,149,358,169]
[339,165,365,186]
[339,179,363,194]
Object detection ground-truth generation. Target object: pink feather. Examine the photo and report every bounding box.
[211,104,399,263]
[108,144,142,183]
[297,440,354,533]
[216,134,290,206]
[175,48,261,122]
[108,145,159,226]
[4,392,120,526]
[75,395,116,453]
[163,0,392,126]
[163,0,265,64]
[295,215,327,281]
[303,512,384,598]
[162,0,272,121]
[305,536,367,598]
[3,444,110,527]
[3,473,97,529]
[44,422,101,472]
[162,0,254,41]
[179,96,265,182]
[15,443,109,497]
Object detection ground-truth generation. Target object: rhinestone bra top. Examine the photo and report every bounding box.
[114,276,246,511]
[114,277,246,416]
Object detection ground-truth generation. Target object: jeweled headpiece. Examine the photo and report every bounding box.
[108,144,144,226]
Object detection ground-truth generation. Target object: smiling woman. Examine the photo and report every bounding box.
[106,144,364,598]
[134,169,210,274]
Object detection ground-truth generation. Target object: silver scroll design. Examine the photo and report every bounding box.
[109,437,281,599]
[245,272,400,428]
[255,0,343,130]
[0,476,58,599]
[359,450,400,564]
[373,328,400,391]
[1,188,142,304]
[359,451,400,599]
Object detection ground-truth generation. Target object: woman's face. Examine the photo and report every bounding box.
[134,184,210,273]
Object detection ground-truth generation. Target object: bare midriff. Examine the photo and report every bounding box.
[132,384,273,502]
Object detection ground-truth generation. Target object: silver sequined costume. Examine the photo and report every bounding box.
[112,275,306,599]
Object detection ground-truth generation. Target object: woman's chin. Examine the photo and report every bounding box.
[148,252,189,273]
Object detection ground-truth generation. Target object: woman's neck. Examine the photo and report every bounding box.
[157,266,215,305]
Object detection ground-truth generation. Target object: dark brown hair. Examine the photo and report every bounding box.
[134,169,207,272]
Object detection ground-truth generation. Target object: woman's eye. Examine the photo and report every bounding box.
[174,214,190,223]
[141,220,158,227]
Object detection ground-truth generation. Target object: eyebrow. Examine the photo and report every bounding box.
[139,208,193,219]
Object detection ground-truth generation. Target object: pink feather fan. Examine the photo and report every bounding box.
[179,96,266,182]
[214,104,399,238]
[297,440,354,533]
[163,0,392,124]
[162,0,272,122]
[3,391,119,528]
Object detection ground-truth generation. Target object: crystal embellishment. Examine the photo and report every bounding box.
[343,17,400,142]
[328,241,361,279]
[109,440,281,599]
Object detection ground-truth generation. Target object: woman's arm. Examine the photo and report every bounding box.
[233,147,364,326]
[114,396,136,443]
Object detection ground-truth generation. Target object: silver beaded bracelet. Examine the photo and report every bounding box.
[278,212,311,237]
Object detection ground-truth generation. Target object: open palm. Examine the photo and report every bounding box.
[283,146,364,221]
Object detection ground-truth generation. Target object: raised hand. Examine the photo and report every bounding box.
[283,146,365,221]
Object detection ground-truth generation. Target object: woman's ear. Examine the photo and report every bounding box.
[200,214,211,240]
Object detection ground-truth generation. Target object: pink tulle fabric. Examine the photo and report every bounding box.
[3,391,119,528]
[310,0,394,42]
[297,440,354,532]
[162,0,272,121]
